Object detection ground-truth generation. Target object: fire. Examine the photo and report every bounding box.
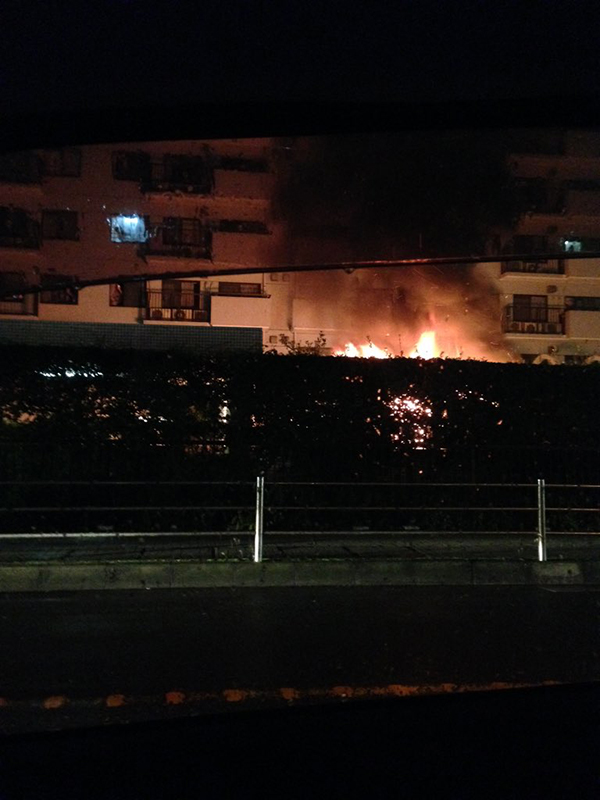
[409,331,438,359]
[337,342,392,359]
[334,330,440,360]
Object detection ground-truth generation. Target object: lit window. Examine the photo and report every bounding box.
[109,214,148,243]
[563,239,582,253]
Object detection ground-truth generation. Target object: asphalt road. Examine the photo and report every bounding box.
[1,585,599,734]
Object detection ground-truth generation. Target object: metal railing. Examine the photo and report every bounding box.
[503,305,565,334]
[145,289,210,322]
[500,259,565,275]
[0,479,598,563]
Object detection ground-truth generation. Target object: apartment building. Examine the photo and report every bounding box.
[0,140,294,353]
[478,129,600,364]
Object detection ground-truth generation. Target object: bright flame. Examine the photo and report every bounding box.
[337,342,392,359]
[409,331,438,359]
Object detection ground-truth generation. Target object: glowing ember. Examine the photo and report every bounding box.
[409,331,438,359]
[385,393,433,449]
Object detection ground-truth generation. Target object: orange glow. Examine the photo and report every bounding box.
[336,342,392,359]
[409,331,438,359]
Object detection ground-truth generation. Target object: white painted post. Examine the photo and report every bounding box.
[254,475,265,563]
[537,478,547,562]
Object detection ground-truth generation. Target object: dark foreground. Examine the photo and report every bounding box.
[1,585,599,734]
[2,684,600,799]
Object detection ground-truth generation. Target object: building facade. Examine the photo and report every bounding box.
[1,132,600,362]
[478,129,600,364]
[0,139,294,353]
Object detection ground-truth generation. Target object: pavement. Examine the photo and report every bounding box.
[0,531,599,590]
[1,584,599,735]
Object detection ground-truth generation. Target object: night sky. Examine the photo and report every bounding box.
[1,0,599,124]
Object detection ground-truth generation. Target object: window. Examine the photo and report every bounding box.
[270,273,279,281]
[218,220,269,234]
[162,280,201,308]
[144,155,213,194]
[512,235,548,255]
[42,210,79,241]
[565,296,600,311]
[218,282,262,296]
[0,207,40,249]
[110,281,146,307]
[41,149,81,177]
[109,214,148,243]
[163,218,206,246]
[513,295,548,322]
[564,179,600,192]
[219,157,269,173]
[40,274,78,305]
[562,237,600,253]
[112,151,151,181]
[0,151,41,184]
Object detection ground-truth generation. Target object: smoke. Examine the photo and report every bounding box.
[292,265,514,362]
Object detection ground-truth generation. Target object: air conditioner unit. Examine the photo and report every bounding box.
[510,322,520,331]
[525,262,539,272]
[174,309,186,321]
[151,309,163,320]
[193,311,206,321]
[526,324,536,333]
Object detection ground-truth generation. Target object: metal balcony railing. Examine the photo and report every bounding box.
[501,259,565,275]
[503,305,565,334]
[141,160,213,195]
[145,289,210,322]
[0,294,38,316]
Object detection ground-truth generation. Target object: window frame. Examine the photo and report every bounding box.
[42,210,79,241]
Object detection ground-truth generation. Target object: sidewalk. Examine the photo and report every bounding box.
[0,531,598,590]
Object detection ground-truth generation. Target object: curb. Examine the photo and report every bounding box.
[0,558,590,592]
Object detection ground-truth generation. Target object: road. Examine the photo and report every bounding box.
[1,585,599,733]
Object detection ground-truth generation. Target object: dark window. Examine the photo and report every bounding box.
[163,218,205,246]
[512,235,549,255]
[0,151,41,184]
[513,295,548,322]
[565,296,600,311]
[218,282,262,296]
[40,275,78,305]
[218,220,269,234]
[564,179,600,191]
[41,149,81,177]
[42,210,79,241]
[144,156,213,194]
[0,207,40,248]
[112,151,151,181]
[110,281,146,307]
[219,157,269,173]
[109,214,148,243]
[162,280,200,308]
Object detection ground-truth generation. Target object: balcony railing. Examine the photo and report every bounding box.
[0,294,38,316]
[142,227,212,260]
[501,259,565,275]
[503,305,565,335]
[141,160,213,195]
[145,289,210,322]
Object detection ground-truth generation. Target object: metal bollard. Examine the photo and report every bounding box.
[536,478,547,562]
[254,474,265,563]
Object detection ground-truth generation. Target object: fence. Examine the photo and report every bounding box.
[0,478,598,563]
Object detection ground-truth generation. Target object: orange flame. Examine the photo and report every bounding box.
[409,331,438,359]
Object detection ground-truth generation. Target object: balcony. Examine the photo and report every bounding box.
[145,289,210,323]
[501,259,565,275]
[503,305,565,335]
[0,294,38,316]
[141,158,213,195]
[141,220,212,260]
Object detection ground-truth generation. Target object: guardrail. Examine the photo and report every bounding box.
[0,478,599,563]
